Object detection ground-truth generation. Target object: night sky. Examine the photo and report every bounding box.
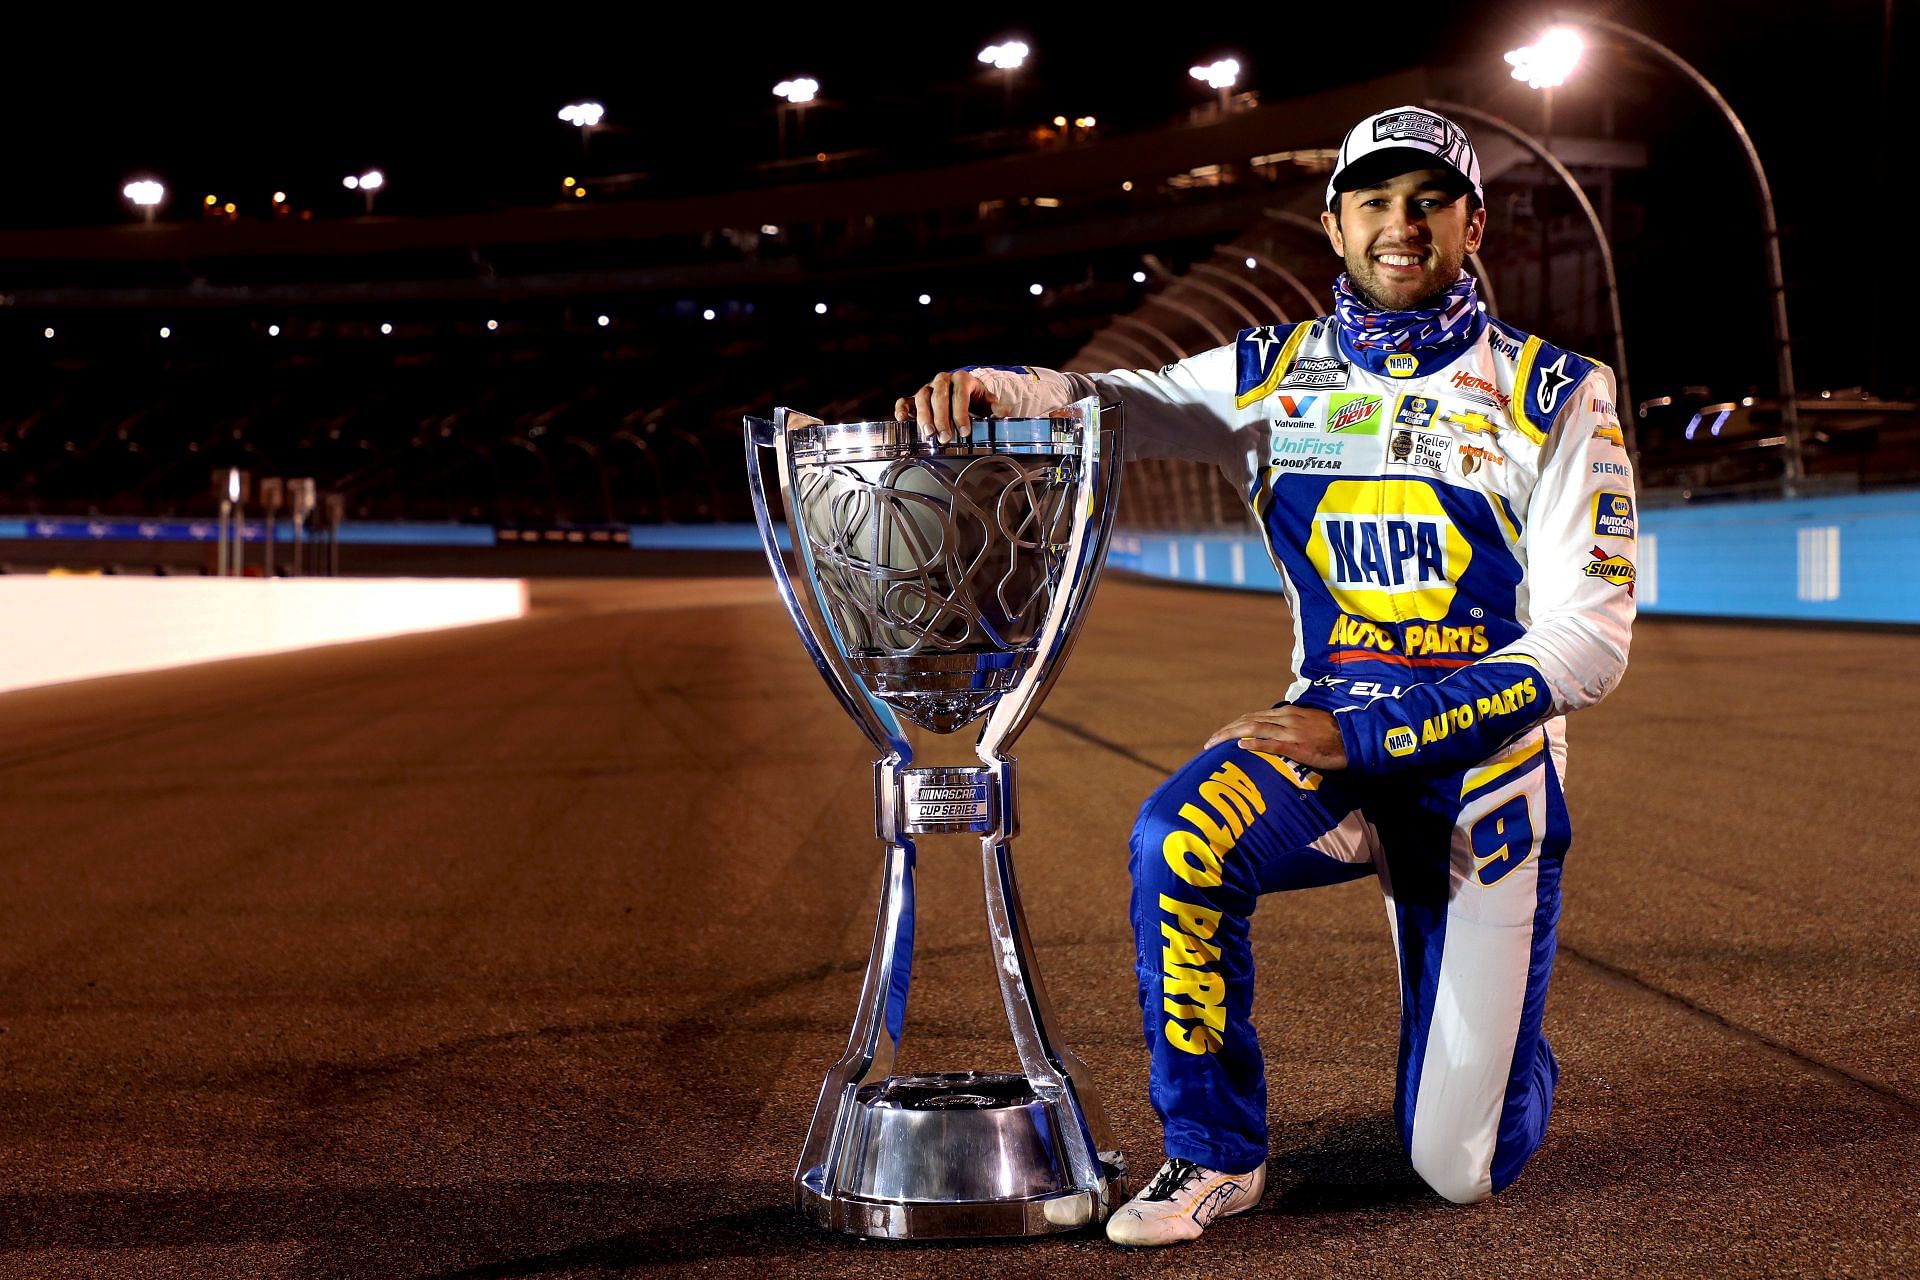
[1,1,1902,397]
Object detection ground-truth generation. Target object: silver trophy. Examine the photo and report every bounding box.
[744,395,1126,1239]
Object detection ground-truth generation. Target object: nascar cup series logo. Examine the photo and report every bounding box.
[1305,479,1472,621]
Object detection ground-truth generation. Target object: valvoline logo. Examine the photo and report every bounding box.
[1304,480,1471,621]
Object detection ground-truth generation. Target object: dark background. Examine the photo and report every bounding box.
[1,1,1905,403]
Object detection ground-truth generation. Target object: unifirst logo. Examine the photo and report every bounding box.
[1305,480,1471,621]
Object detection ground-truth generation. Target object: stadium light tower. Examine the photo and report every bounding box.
[122,178,166,225]
[558,101,605,152]
[343,168,385,215]
[773,77,819,159]
[1189,57,1242,118]
[978,40,1029,124]
[1509,17,1803,493]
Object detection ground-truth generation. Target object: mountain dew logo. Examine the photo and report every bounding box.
[1326,394,1382,435]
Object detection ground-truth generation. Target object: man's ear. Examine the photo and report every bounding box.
[1464,204,1487,255]
[1320,206,1345,257]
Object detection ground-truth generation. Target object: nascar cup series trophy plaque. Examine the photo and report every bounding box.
[744,395,1125,1239]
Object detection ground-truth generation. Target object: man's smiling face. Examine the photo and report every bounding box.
[1321,168,1486,311]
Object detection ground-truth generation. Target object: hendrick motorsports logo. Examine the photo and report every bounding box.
[1592,491,1635,539]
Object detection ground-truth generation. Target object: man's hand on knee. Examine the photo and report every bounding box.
[1204,706,1347,770]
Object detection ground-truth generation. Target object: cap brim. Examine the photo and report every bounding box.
[1330,148,1475,197]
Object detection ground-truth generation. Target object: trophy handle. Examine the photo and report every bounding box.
[971,395,1127,1201]
[747,412,920,1210]
[975,396,1123,761]
[745,411,912,776]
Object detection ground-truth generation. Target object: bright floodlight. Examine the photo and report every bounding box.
[359,169,385,191]
[1132,270,1147,283]
[774,78,819,104]
[1506,26,1585,89]
[123,179,165,207]
[1189,58,1241,89]
[703,309,716,321]
[1028,283,1044,296]
[814,302,828,315]
[342,175,359,190]
[917,294,931,305]
[1246,256,1257,269]
[268,324,280,337]
[977,41,1029,70]
[159,326,171,339]
[597,314,610,327]
[43,327,54,339]
[381,323,393,335]
[487,319,499,331]
[558,101,606,128]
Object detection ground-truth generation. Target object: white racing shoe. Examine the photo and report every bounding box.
[1104,1157,1267,1246]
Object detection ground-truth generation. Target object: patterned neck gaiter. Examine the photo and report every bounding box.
[1332,269,1481,356]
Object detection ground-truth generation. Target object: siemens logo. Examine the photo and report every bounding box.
[1319,517,1448,591]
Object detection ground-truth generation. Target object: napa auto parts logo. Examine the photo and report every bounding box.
[1305,479,1471,621]
[1326,394,1382,434]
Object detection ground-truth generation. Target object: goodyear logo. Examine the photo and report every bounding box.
[1326,393,1383,435]
[1305,480,1470,621]
[1593,491,1635,539]
[1395,395,1437,428]
[1584,545,1636,588]
[1383,726,1418,757]
[1385,353,1419,378]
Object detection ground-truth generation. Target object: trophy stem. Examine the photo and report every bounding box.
[794,836,917,1216]
[980,807,1120,1204]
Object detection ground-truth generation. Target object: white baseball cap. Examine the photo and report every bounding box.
[1326,106,1483,210]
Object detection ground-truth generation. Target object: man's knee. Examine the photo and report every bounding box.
[1129,750,1270,897]
[1409,1147,1495,1205]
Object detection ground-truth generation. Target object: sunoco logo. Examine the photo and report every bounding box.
[1584,545,1636,589]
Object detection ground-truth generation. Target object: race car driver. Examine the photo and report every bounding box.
[894,105,1636,1247]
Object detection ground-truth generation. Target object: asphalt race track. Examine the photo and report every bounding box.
[1,572,1915,1278]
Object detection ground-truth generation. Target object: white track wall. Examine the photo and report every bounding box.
[0,577,528,695]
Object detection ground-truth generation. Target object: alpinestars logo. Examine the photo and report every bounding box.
[1536,353,1574,417]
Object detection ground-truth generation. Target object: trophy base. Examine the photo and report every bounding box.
[794,1071,1123,1240]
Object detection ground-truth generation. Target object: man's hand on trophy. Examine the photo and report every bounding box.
[895,370,1003,444]
[1204,706,1349,770]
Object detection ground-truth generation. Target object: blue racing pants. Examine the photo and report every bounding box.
[1128,730,1571,1204]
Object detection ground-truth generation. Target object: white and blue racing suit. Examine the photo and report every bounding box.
[962,311,1636,1203]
